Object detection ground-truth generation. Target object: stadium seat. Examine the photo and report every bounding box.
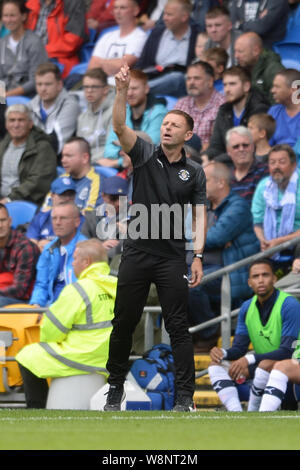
[272,41,300,71]
[97,24,119,40]
[156,95,178,111]
[6,201,37,229]
[0,306,40,393]
[280,58,300,71]
[79,28,98,63]
[46,374,106,410]
[93,166,118,178]
[287,4,300,33]
[69,62,88,76]
[6,96,31,106]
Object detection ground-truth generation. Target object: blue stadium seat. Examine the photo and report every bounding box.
[79,28,98,63]
[70,25,119,75]
[156,95,178,111]
[6,96,31,106]
[93,166,118,178]
[287,4,300,33]
[273,43,300,70]
[6,201,37,229]
[97,25,119,40]
[281,57,300,71]
[69,62,88,76]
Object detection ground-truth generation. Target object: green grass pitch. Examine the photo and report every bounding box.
[0,409,299,450]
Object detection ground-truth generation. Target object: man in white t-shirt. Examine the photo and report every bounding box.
[88,0,147,86]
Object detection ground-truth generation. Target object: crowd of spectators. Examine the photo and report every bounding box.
[0,0,300,403]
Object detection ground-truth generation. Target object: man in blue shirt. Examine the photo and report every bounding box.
[30,202,86,307]
[251,144,300,255]
[269,69,300,147]
[27,176,84,252]
[208,258,300,411]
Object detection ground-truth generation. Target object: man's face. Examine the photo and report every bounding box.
[102,193,120,215]
[163,2,187,33]
[195,34,208,59]
[61,142,88,177]
[234,37,257,67]
[268,150,296,187]
[6,112,33,142]
[127,78,149,108]
[223,74,249,104]
[113,0,138,25]
[204,165,220,203]
[247,120,262,145]
[0,208,11,240]
[248,263,276,297]
[35,72,63,103]
[186,66,213,98]
[83,76,108,106]
[205,14,232,43]
[51,205,80,241]
[160,113,193,147]
[227,132,254,167]
[271,74,291,105]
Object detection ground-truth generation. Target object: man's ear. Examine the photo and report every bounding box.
[184,130,194,142]
[243,80,251,94]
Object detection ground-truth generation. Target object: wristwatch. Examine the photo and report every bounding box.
[193,253,203,260]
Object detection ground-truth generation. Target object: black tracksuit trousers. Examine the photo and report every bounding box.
[106,246,195,398]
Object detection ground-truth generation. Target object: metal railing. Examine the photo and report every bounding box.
[1,236,300,372]
[143,236,300,355]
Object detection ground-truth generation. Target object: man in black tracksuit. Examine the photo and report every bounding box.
[104,64,207,412]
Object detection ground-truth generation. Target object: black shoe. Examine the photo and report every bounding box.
[103,385,125,411]
[173,395,196,412]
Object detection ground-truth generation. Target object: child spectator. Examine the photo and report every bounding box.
[202,47,228,94]
[247,113,276,164]
[194,31,209,61]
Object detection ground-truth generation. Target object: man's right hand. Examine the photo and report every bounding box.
[210,347,224,364]
[115,63,130,92]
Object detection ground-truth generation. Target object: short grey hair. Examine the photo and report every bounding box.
[225,126,253,146]
[5,104,32,121]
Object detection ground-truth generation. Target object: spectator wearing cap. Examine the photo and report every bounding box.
[81,175,129,262]
[174,61,225,150]
[27,176,84,252]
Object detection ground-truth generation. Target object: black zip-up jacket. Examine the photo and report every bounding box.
[207,88,270,158]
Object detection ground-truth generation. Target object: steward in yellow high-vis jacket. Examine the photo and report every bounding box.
[16,239,117,408]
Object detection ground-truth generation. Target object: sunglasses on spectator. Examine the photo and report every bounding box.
[231,143,251,150]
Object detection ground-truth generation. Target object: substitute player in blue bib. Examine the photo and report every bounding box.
[208,258,300,411]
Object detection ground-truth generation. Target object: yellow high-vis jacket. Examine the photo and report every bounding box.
[16,262,117,378]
